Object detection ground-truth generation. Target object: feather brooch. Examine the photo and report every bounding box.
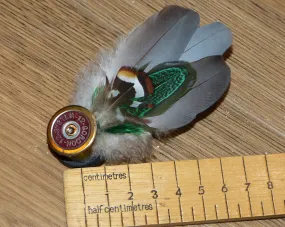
[47,5,232,168]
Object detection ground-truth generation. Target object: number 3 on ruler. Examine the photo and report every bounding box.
[151,189,158,199]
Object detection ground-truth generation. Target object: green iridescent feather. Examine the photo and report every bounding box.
[92,86,105,105]
[95,62,196,135]
[104,123,145,135]
[120,62,196,118]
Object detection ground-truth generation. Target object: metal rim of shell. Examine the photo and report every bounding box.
[47,105,96,158]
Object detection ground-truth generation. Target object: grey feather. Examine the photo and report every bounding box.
[108,5,199,80]
[144,56,231,131]
[179,22,232,62]
[136,10,200,72]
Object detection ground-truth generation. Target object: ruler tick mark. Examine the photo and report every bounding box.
[127,164,132,191]
[168,209,171,223]
[220,159,230,219]
[264,154,271,181]
[128,165,136,226]
[80,168,88,227]
[191,207,195,222]
[132,201,136,226]
[120,212,124,227]
[104,166,109,193]
[145,215,148,225]
[242,156,253,217]
[202,196,206,221]
[150,163,155,189]
[224,194,230,219]
[173,161,183,222]
[197,160,202,185]
[97,214,100,227]
[215,205,218,220]
[104,166,111,227]
[155,200,159,224]
[220,158,230,219]
[150,163,159,224]
[197,160,206,221]
[219,158,226,184]
[270,191,276,215]
[238,204,242,218]
[261,201,265,216]
[265,154,276,215]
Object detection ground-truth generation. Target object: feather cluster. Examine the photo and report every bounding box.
[62,5,232,167]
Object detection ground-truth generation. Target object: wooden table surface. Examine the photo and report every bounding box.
[1,0,285,226]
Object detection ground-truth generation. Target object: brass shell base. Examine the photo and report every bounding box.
[47,105,96,161]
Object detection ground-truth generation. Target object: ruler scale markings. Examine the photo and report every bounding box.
[154,197,159,224]
[173,161,183,222]
[245,155,275,217]
[266,154,285,214]
[261,202,265,216]
[201,196,206,221]
[242,156,253,217]
[150,163,159,224]
[219,158,230,219]
[197,160,207,221]
[221,156,250,218]
[238,204,242,218]
[127,165,136,226]
[129,163,157,226]
[127,164,132,191]
[264,154,271,181]
[81,167,107,227]
[265,154,276,215]
[175,160,202,222]
[197,160,202,185]
[80,168,88,227]
[103,166,111,227]
[150,163,155,189]
[104,166,109,193]
[131,201,136,226]
[120,212,123,227]
[271,188,276,215]
[152,162,181,224]
[107,164,135,227]
[64,154,285,227]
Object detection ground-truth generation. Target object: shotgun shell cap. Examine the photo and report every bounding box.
[47,105,96,158]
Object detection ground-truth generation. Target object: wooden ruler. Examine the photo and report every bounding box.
[64,153,285,227]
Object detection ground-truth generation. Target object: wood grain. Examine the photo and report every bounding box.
[0,0,284,226]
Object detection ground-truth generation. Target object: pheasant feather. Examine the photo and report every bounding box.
[48,5,232,168]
